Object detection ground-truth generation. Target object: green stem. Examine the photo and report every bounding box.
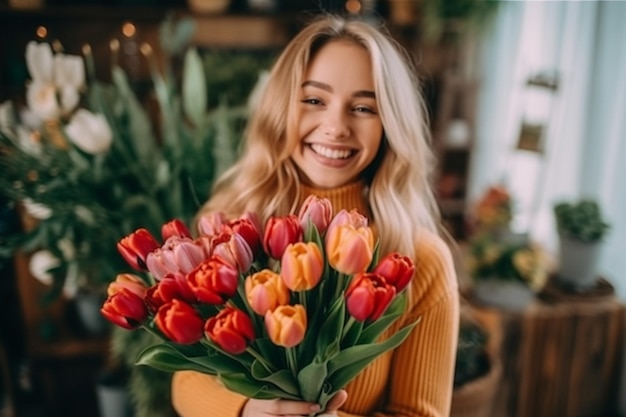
[246,347,274,373]
[140,324,163,341]
[286,347,298,379]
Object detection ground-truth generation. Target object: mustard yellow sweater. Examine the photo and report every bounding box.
[172,182,460,417]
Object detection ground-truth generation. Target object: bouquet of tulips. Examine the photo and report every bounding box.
[101,195,419,413]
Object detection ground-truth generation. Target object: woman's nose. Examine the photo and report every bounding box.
[322,112,350,139]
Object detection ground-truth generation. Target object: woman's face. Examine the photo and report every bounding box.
[291,39,383,189]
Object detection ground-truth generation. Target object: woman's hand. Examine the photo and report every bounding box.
[241,390,348,417]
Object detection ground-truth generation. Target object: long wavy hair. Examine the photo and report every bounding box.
[199,15,441,259]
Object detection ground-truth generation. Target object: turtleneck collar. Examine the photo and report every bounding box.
[299,181,371,219]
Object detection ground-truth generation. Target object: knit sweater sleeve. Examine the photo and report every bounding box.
[339,231,460,417]
[172,371,247,417]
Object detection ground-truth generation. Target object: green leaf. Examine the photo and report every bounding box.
[250,361,299,396]
[219,373,301,400]
[135,344,216,374]
[328,322,418,388]
[358,293,407,344]
[341,319,363,348]
[182,48,207,128]
[315,296,345,360]
[186,348,248,374]
[296,358,328,402]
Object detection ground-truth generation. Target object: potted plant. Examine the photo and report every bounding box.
[467,235,549,311]
[553,199,610,289]
[451,306,501,417]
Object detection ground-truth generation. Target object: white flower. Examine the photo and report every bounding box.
[29,250,60,286]
[0,101,15,134]
[16,126,42,156]
[22,198,52,220]
[65,109,113,154]
[24,41,85,120]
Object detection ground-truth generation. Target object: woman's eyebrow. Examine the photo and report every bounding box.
[301,80,376,98]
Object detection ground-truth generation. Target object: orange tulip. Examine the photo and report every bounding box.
[107,273,148,298]
[325,224,375,275]
[280,242,323,291]
[245,269,290,316]
[187,256,239,305]
[264,304,307,348]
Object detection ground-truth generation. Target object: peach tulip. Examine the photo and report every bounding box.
[280,242,323,291]
[265,304,307,348]
[245,269,290,316]
[325,224,375,275]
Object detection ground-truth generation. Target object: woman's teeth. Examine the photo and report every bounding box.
[310,144,352,159]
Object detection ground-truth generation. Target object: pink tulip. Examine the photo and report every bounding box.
[155,299,204,344]
[263,215,302,259]
[205,306,255,354]
[325,224,375,275]
[226,214,262,254]
[197,212,228,237]
[373,253,415,292]
[345,272,396,322]
[298,195,333,234]
[280,242,323,291]
[211,232,254,273]
[265,304,307,348]
[145,236,205,281]
[117,228,160,271]
[245,269,290,316]
[186,256,239,305]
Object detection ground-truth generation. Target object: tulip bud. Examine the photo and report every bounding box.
[187,256,239,305]
[197,212,228,237]
[205,306,255,354]
[345,272,396,322]
[280,242,323,291]
[155,299,204,344]
[162,219,191,241]
[263,215,302,259]
[107,273,148,298]
[325,224,375,275]
[298,195,333,234]
[227,214,262,254]
[212,232,254,273]
[101,288,148,329]
[245,269,290,316]
[117,228,160,271]
[65,109,113,155]
[264,304,307,348]
[373,253,415,292]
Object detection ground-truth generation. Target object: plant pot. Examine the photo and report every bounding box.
[75,292,109,335]
[451,353,501,417]
[473,279,534,311]
[95,367,132,417]
[557,236,603,289]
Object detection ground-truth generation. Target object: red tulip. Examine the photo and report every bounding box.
[161,219,191,240]
[325,224,375,275]
[101,288,148,329]
[155,299,204,344]
[265,304,307,348]
[345,272,396,322]
[373,253,415,292]
[263,215,302,259]
[227,214,262,254]
[280,242,323,291]
[298,195,333,234]
[117,228,160,271]
[186,256,239,305]
[245,269,290,315]
[153,273,197,305]
[205,306,255,354]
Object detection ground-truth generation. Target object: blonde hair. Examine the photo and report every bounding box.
[199,15,441,259]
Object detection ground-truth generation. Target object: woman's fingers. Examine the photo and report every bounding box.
[325,390,348,412]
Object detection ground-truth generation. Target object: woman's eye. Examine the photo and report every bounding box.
[354,106,376,114]
[301,98,323,105]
